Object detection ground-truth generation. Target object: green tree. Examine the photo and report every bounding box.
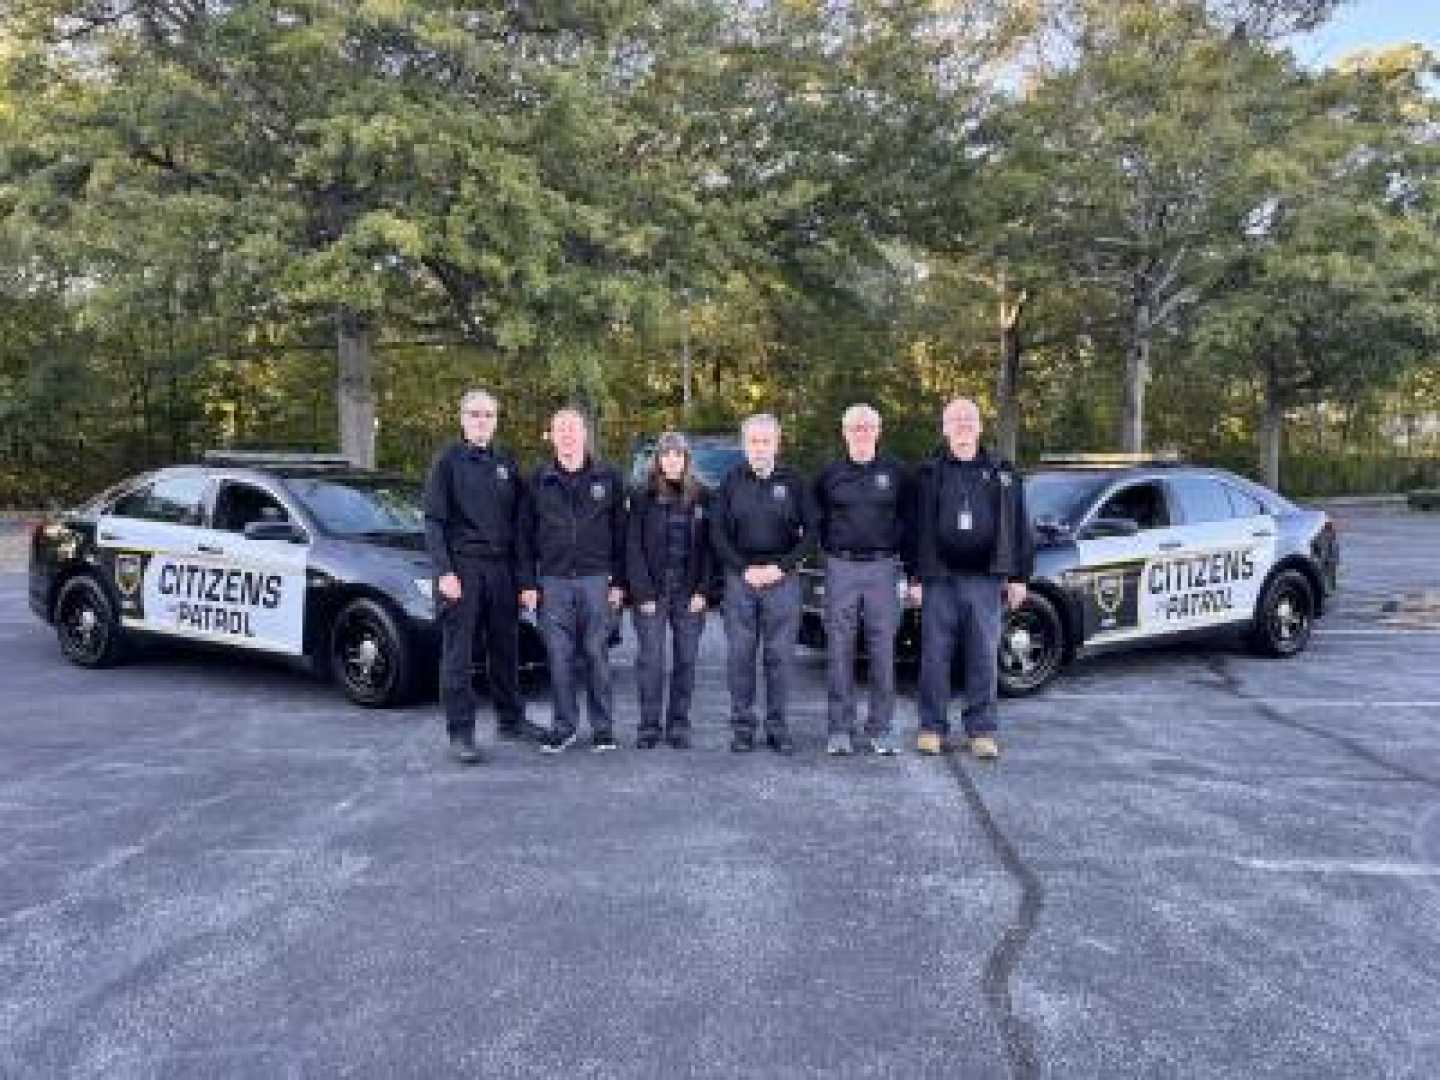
[1196,45,1440,488]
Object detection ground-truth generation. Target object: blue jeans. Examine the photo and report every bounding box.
[538,575,614,738]
[917,572,1004,736]
[632,576,705,735]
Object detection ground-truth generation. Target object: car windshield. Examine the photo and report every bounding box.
[691,444,745,487]
[1024,472,1108,526]
[631,440,745,490]
[284,477,425,537]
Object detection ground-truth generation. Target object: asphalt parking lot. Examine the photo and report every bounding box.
[2,504,1439,1079]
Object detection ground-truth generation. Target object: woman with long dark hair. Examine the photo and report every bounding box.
[626,432,715,748]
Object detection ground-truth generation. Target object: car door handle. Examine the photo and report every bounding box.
[99,532,118,542]
[1251,529,1274,538]
[1158,541,1183,551]
[197,544,225,555]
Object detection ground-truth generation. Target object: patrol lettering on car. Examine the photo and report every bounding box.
[106,544,306,654]
[1146,548,1257,622]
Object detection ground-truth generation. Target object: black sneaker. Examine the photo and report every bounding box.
[765,731,795,755]
[540,730,579,754]
[448,737,483,765]
[636,730,661,749]
[592,732,619,753]
[730,732,756,753]
[667,731,691,750]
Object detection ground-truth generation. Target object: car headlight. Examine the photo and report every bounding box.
[412,577,434,601]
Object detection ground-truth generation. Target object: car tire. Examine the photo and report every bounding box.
[998,591,1066,697]
[329,597,417,707]
[1250,569,1315,658]
[54,574,128,669]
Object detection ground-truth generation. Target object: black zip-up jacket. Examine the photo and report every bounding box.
[710,462,817,574]
[907,446,1034,582]
[625,485,719,604]
[813,452,912,557]
[423,441,523,575]
[517,457,627,591]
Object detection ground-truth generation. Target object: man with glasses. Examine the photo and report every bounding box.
[907,398,1033,761]
[423,389,530,764]
[813,404,911,756]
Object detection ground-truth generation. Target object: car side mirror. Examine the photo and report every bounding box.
[243,520,305,543]
[1082,516,1140,539]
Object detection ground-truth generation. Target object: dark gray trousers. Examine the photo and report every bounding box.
[439,556,524,740]
[917,571,1004,737]
[632,574,704,736]
[723,571,800,737]
[824,556,901,737]
[538,575,614,739]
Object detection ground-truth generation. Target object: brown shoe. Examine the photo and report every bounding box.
[916,730,943,756]
[969,735,1000,760]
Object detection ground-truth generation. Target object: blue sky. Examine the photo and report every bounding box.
[1289,0,1439,68]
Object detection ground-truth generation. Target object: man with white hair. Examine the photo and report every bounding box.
[710,413,816,754]
[812,404,911,756]
[906,397,1033,761]
[423,389,529,765]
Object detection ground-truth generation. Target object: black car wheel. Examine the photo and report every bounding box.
[998,592,1066,696]
[330,597,416,707]
[54,575,126,668]
[1250,569,1315,658]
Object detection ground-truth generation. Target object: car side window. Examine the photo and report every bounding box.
[212,482,290,533]
[1096,482,1170,531]
[1223,483,1267,519]
[1170,476,1237,525]
[109,473,207,526]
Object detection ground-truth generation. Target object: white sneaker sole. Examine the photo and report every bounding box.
[540,733,579,754]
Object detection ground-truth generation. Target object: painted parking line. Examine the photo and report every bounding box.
[1233,856,1440,877]
[1316,629,1440,637]
[1041,692,1440,708]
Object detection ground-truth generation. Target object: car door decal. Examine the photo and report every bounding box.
[140,553,304,651]
[100,514,307,654]
[1080,524,1277,644]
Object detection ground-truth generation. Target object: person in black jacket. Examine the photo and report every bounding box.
[906,398,1034,761]
[423,389,528,765]
[626,432,715,749]
[517,407,627,754]
[813,403,912,757]
[710,413,817,754]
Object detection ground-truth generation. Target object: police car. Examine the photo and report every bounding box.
[27,453,546,707]
[799,456,1340,695]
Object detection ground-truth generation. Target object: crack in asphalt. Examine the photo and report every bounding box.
[1204,656,1440,790]
[944,753,1044,1080]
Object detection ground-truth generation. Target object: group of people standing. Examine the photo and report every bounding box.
[422,391,1033,767]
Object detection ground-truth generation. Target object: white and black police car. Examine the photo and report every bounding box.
[28,452,545,706]
[799,456,1340,695]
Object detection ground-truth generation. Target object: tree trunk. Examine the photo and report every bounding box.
[1259,362,1284,490]
[1121,300,1151,453]
[336,309,376,468]
[995,284,1026,463]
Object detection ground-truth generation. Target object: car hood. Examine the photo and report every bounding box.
[327,533,434,577]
